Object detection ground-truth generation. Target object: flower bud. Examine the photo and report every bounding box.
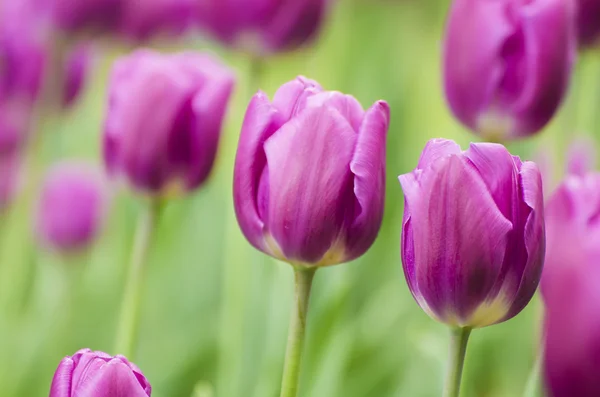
[103,50,235,196]
[443,0,576,140]
[542,173,600,397]
[49,348,151,397]
[234,76,389,266]
[196,0,329,54]
[62,45,93,109]
[399,139,545,328]
[36,163,108,253]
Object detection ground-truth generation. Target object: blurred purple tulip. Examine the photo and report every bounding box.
[37,163,108,253]
[443,0,576,140]
[50,0,122,35]
[103,49,235,196]
[196,0,329,53]
[399,139,545,327]
[542,172,600,397]
[234,76,389,266]
[49,348,151,397]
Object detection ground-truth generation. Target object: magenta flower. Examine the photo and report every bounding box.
[234,76,389,266]
[443,0,576,140]
[103,50,235,196]
[63,45,93,109]
[399,139,545,327]
[542,173,600,397]
[37,163,108,253]
[49,348,151,397]
[196,0,329,53]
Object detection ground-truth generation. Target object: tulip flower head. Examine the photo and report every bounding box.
[443,0,576,140]
[542,173,600,397]
[234,76,389,267]
[576,0,600,47]
[103,49,235,196]
[36,163,108,253]
[49,348,151,397]
[196,0,329,54]
[399,139,545,328]
[62,45,93,109]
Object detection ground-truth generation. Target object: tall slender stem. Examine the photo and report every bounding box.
[279,267,317,397]
[248,56,264,93]
[523,351,543,397]
[444,327,472,397]
[114,200,161,358]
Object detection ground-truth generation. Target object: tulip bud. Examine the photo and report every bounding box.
[399,139,545,327]
[103,49,235,196]
[234,76,389,266]
[542,173,600,397]
[36,163,108,253]
[443,0,576,140]
[576,0,600,47]
[50,0,122,35]
[49,348,151,397]
[196,0,329,54]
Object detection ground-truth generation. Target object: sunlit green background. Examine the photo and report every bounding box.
[0,0,597,395]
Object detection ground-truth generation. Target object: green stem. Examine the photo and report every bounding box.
[279,267,317,397]
[114,200,161,358]
[523,352,543,397]
[444,327,472,397]
[248,56,264,93]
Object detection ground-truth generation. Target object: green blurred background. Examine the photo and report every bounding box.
[1,0,598,395]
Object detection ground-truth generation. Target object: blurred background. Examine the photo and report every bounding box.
[0,0,595,395]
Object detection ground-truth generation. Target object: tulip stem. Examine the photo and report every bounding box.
[444,327,471,397]
[523,352,543,397]
[115,200,161,359]
[279,267,317,397]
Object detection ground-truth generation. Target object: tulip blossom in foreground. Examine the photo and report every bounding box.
[443,0,576,140]
[234,76,390,267]
[196,0,329,54]
[36,163,108,253]
[49,348,151,396]
[103,49,235,196]
[542,173,600,397]
[399,139,545,328]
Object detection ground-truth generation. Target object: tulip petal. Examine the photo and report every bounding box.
[271,76,322,121]
[443,0,513,130]
[416,138,462,169]
[306,91,366,133]
[264,0,326,51]
[345,101,389,260]
[510,0,575,136]
[233,92,279,252]
[49,357,75,397]
[185,55,235,189]
[264,106,356,264]
[407,154,512,324]
[567,138,596,177]
[73,359,149,397]
[504,161,545,320]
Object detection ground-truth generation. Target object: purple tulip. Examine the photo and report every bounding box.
[196,0,329,53]
[50,0,122,35]
[49,348,151,397]
[103,50,235,196]
[233,76,389,266]
[399,139,545,327]
[542,173,600,397]
[119,0,196,41]
[443,0,576,140]
[576,0,600,47]
[37,163,108,253]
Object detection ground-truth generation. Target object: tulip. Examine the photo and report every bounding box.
[49,0,122,35]
[36,162,108,253]
[399,139,545,328]
[443,0,576,140]
[234,76,390,267]
[62,45,93,109]
[103,49,235,196]
[195,0,329,54]
[576,0,600,47]
[49,348,151,397]
[542,172,600,397]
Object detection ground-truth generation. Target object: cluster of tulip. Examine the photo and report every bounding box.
[1,0,599,395]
